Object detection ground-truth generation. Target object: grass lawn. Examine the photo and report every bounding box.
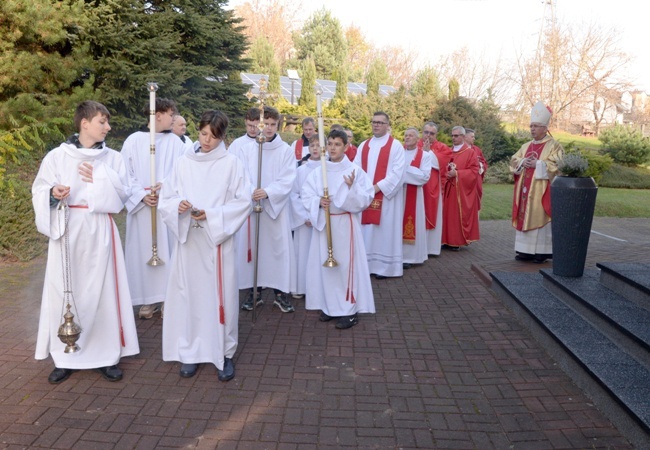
[552,130,603,152]
[482,184,650,220]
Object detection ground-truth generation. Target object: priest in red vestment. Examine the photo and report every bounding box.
[291,117,316,162]
[441,126,480,249]
[419,122,451,256]
[465,128,488,211]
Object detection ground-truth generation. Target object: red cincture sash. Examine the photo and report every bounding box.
[332,212,355,304]
[402,148,423,243]
[108,214,126,347]
[361,136,394,225]
[295,140,304,160]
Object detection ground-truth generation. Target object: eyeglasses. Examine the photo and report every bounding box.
[451,134,463,137]
[423,131,437,135]
[371,121,388,126]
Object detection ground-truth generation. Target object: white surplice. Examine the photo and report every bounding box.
[289,159,320,295]
[402,148,433,264]
[234,135,297,293]
[353,134,407,277]
[302,157,375,317]
[121,131,185,306]
[228,133,257,155]
[158,142,251,370]
[180,135,195,153]
[426,153,443,256]
[32,142,140,369]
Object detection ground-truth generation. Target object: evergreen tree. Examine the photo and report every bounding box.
[0,0,92,132]
[84,0,251,134]
[599,125,650,166]
[411,67,442,98]
[365,59,385,97]
[293,8,347,79]
[249,36,275,74]
[298,57,316,108]
[268,59,282,102]
[334,66,348,103]
[448,78,460,100]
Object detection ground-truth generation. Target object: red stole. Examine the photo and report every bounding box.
[361,136,394,225]
[403,148,423,243]
[420,140,451,229]
[294,139,304,160]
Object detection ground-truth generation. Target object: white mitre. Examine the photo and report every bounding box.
[531,101,552,126]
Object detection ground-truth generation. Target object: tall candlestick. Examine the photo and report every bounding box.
[148,83,158,188]
[316,90,327,189]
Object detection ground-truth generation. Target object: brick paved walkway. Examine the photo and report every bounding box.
[1,218,647,449]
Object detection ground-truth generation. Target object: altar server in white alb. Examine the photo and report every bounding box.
[235,106,297,313]
[227,107,260,154]
[303,129,375,329]
[32,101,140,384]
[159,110,251,382]
[289,135,321,299]
[401,127,433,268]
[121,98,185,319]
[353,111,406,279]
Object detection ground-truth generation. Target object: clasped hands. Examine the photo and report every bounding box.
[178,199,206,220]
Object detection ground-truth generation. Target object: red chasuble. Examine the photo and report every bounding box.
[441,144,480,246]
[361,136,394,225]
[294,139,304,160]
[402,147,424,243]
[473,144,488,210]
[345,144,357,161]
[419,140,452,230]
[512,141,551,231]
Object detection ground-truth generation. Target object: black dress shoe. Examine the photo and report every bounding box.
[515,252,534,261]
[319,311,336,322]
[48,367,73,384]
[97,365,123,382]
[180,363,198,378]
[217,358,235,382]
[403,263,412,270]
[374,274,387,280]
[335,313,359,329]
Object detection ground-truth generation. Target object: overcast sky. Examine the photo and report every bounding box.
[228,0,648,92]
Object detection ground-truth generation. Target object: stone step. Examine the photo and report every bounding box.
[541,269,650,362]
[490,271,650,437]
[597,262,650,311]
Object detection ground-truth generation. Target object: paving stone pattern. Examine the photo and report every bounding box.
[1,218,648,449]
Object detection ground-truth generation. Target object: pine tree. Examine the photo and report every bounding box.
[0,0,92,131]
[84,0,251,134]
[298,58,316,108]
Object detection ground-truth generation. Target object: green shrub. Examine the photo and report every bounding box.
[0,176,47,262]
[599,125,650,166]
[599,164,650,189]
[582,152,613,184]
[484,160,513,184]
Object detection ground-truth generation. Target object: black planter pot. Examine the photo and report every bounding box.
[550,176,598,277]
